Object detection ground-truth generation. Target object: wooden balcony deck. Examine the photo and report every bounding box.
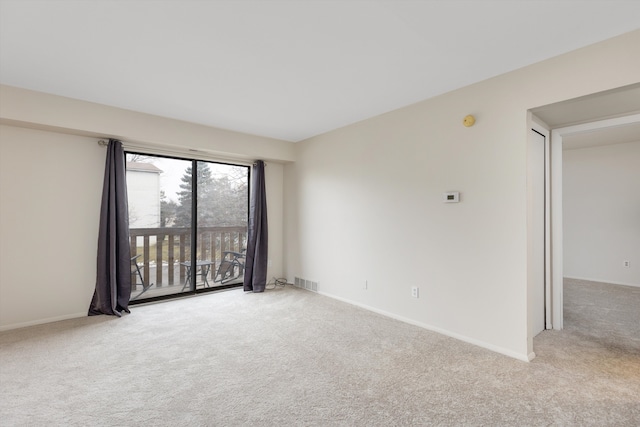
[129,226,246,300]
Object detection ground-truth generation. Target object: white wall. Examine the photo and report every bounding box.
[284,30,640,361]
[0,125,104,328]
[0,88,293,330]
[0,85,295,164]
[563,140,640,287]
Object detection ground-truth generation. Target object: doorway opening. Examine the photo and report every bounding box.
[549,113,640,329]
[528,83,640,356]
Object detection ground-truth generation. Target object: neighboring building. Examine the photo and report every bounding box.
[126,162,163,230]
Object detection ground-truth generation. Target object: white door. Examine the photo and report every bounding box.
[531,128,548,335]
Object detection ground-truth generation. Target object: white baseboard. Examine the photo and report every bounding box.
[0,312,87,332]
[564,276,639,288]
[316,290,531,363]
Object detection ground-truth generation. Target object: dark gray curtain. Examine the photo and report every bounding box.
[243,160,268,292]
[88,139,132,316]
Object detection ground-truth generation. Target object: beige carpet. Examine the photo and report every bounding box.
[1,279,638,426]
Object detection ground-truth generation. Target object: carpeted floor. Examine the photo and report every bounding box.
[0,278,638,426]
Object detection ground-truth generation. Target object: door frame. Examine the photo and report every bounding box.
[549,113,640,330]
[528,123,552,336]
[125,151,251,305]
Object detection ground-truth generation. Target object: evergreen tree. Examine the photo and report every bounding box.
[174,162,213,227]
[174,162,248,228]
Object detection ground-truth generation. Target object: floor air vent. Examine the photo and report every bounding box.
[294,277,318,292]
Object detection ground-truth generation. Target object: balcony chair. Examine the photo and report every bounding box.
[213,250,246,284]
[130,254,153,300]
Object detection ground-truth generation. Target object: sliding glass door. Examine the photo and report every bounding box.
[126,154,249,302]
[196,161,249,289]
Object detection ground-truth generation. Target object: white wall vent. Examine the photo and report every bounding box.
[294,277,318,292]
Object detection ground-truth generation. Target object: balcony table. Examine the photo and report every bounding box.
[180,260,213,291]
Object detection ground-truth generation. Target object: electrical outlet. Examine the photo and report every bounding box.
[623,260,630,268]
[411,286,419,298]
[364,279,368,290]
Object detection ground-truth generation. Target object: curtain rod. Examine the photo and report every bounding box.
[96,138,262,167]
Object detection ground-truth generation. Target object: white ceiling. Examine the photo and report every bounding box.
[1,0,639,142]
[562,122,640,150]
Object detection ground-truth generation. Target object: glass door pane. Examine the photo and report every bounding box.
[196,161,249,289]
[127,154,193,300]
[127,155,249,302]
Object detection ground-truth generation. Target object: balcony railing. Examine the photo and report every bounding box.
[130,226,247,293]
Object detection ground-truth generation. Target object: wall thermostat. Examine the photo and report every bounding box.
[443,191,460,203]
